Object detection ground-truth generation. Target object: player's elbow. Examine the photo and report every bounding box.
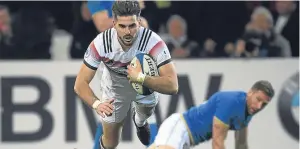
[172,85,179,94]
[74,82,81,96]
[170,88,178,95]
[73,79,85,96]
[168,78,179,95]
[168,83,179,95]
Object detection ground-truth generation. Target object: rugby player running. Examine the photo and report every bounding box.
[74,1,178,149]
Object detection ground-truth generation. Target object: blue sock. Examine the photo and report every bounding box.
[93,123,103,149]
[147,113,158,147]
[148,123,158,147]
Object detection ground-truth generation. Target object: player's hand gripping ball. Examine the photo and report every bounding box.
[127,53,159,95]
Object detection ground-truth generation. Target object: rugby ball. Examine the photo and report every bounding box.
[130,53,159,95]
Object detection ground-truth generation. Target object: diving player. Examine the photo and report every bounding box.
[148,80,275,149]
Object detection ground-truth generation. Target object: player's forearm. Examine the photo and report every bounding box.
[235,128,248,149]
[74,81,99,108]
[212,121,227,149]
[143,76,178,95]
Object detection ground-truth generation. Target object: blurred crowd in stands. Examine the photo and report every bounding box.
[0,1,298,60]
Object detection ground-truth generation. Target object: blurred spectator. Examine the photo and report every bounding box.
[86,0,147,33]
[234,39,259,58]
[1,4,54,59]
[1,1,298,59]
[273,1,299,57]
[222,42,236,57]
[87,0,114,33]
[9,5,54,59]
[0,5,13,58]
[199,38,218,58]
[140,16,149,28]
[70,1,148,59]
[0,5,12,42]
[235,6,291,58]
[142,1,172,33]
[185,1,249,54]
[161,15,200,58]
[69,1,98,59]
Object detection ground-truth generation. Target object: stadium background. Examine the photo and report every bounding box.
[0,1,299,149]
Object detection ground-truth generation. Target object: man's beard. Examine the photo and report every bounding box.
[118,34,137,47]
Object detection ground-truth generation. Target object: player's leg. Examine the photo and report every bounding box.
[150,113,191,149]
[133,93,159,146]
[97,92,132,149]
[148,113,159,146]
[132,101,155,145]
[100,119,124,149]
[93,123,103,149]
[93,65,105,149]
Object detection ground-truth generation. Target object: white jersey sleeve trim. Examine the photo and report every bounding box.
[146,31,172,68]
[83,34,104,70]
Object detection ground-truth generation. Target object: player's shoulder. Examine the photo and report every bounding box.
[214,90,247,103]
[138,27,163,43]
[95,28,116,43]
[137,27,165,51]
[93,28,116,53]
[98,28,115,37]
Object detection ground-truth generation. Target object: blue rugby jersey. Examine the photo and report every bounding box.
[182,91,253,145]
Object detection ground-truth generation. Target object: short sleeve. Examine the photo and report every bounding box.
[83,40,102,70]
[214,96,237,126]
[149,40,172,68]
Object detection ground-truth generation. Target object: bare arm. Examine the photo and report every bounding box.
[235,127,248,149]
[143,62,178,95]
[140,16,149,28]
[92,10,113,32]
[74,63,99,107]
[212,117,229,149]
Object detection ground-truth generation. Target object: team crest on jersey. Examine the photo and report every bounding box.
[84,48,91,58]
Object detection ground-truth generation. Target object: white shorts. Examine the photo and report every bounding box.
[101,90,158,123]
[97,66,159,123]
[154,113,191,149]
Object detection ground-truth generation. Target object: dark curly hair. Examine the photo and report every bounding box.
[112,0,141,19]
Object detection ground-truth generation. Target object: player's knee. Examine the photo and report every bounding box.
[102,134,120,149]
[101,120,123,147]
[103,142,119,149]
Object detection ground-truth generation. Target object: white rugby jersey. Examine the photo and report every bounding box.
[83,27,172,97]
